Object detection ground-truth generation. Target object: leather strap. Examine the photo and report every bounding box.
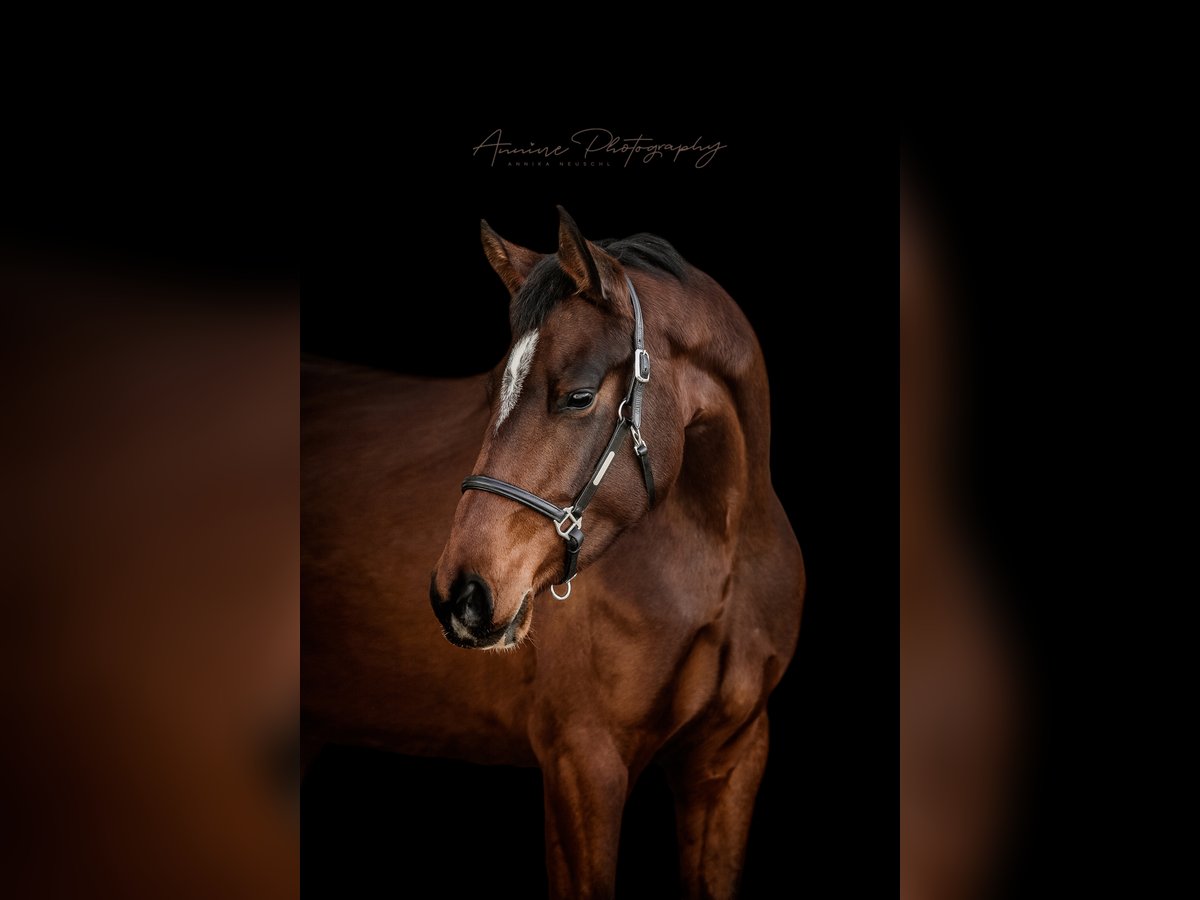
[637,446,655,506]
[570,418,633,515]
[459,474,567,521]
[626,279,649,432]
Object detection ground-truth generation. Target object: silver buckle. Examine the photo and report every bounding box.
[634,349,651,383]
[631,425,647,455]
[550,575,575,600]
[556,507,581,540]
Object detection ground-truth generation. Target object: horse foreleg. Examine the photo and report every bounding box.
[668,713,770,900]
[536,728,628,900]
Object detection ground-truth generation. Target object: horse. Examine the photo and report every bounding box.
[302,207,806,898]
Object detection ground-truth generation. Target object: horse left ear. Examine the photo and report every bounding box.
[481,219,542,298]
[556,206,623,302]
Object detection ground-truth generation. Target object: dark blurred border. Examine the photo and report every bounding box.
[0,130,299,898]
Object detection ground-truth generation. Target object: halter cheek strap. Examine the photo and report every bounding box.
[461,275,655,600]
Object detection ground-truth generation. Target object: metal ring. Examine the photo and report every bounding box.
[617,398,629,423]
[550,577,574,600]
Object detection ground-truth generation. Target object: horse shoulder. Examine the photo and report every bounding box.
[669,497,805,740]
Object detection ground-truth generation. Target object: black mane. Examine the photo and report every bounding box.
[511,233,688,335]
[598,233,688,281]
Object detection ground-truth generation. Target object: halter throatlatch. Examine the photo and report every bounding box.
[461,276,655,600]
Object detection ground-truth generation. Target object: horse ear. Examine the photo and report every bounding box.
[480,220,541,298]
[556,206,623,302]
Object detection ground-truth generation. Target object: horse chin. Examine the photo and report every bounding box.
[443,590,532,652]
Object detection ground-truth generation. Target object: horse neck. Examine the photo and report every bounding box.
[655,272,774,537]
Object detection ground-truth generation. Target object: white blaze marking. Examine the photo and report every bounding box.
[496,330,538,431]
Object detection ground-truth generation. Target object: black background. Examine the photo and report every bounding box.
[301,122,896,898]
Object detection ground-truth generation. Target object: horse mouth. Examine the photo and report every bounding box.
[443,591,531,651]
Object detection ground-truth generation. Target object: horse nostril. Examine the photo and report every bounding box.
[453,577,493,630]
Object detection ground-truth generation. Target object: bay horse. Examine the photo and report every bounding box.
[302,208,806,898]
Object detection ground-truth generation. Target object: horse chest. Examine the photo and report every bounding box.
[531,580,751,743]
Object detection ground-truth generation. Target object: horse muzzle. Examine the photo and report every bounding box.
[429,573,531,650]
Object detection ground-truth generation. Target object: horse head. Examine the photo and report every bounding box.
[430,207,688,649]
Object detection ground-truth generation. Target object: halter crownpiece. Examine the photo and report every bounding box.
[461,275,656,600]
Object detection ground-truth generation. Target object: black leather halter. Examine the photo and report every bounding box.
[461,276,655,600]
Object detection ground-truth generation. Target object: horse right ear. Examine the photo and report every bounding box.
[480,220,542,298]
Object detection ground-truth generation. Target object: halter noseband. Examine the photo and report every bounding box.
[461,276,655,600]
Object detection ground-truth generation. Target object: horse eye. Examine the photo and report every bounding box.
[564,390,595,410]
